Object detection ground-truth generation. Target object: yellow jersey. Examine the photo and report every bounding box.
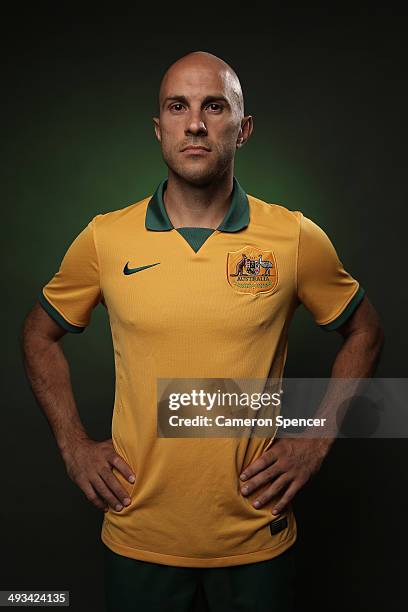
[39,177,364,567]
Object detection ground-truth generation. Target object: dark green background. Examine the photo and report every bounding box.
[2,9,407,612]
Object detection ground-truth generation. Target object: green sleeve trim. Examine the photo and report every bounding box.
[320,285,366,332]
[38,291,85,334]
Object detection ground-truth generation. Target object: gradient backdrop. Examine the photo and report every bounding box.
[2,9,407,612]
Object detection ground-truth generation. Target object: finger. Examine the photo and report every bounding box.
[100,467,132,507]
[91,475,126,512]
[109,453,136,484]
[240,464,283,496]
[272,481,301,515]
[239,450,278,481]
[79,479,109,511]
[252,474,292,508]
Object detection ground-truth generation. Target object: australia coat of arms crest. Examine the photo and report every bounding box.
[227,246,278,294]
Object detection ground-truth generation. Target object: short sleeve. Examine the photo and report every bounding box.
[38,216,102,333]
[296,213,365,331]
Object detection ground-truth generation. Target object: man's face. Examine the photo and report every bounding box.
[153,62,250,186]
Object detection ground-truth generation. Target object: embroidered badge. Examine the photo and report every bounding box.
[227,246,278,294]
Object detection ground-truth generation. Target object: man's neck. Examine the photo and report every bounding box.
[163,170,234,229]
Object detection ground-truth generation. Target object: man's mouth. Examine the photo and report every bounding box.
[181,145,211,153]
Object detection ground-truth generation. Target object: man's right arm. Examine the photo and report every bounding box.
[20,302,135,513]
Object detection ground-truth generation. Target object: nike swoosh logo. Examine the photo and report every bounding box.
[123,262,160,275]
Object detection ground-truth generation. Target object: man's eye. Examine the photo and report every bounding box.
[170,103,184,111]
[207,103,222,112]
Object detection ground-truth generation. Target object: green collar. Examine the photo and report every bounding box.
[145,176,250,232]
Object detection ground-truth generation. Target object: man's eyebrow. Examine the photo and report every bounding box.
[202,95,230,107]
[162,94,231,108]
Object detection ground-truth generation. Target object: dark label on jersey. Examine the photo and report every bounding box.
[269,515,288,536]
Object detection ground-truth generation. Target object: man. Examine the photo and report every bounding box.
[21,51,384,611]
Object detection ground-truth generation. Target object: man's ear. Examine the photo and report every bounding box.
[153,117,161,142]
[236,115,253,149]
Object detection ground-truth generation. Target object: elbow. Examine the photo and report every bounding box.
[368,320,385,371]
[372,308,385,351]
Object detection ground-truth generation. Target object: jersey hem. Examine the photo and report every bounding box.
[100,530,297,568]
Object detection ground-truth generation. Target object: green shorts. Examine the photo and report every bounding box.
[103,543,297,612]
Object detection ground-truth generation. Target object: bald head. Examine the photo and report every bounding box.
[158,51,245,117]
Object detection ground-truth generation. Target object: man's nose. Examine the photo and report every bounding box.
[185,111,207,136]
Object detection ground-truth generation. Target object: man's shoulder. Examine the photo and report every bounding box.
[91,193,152,232]
[247,192,303,230]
